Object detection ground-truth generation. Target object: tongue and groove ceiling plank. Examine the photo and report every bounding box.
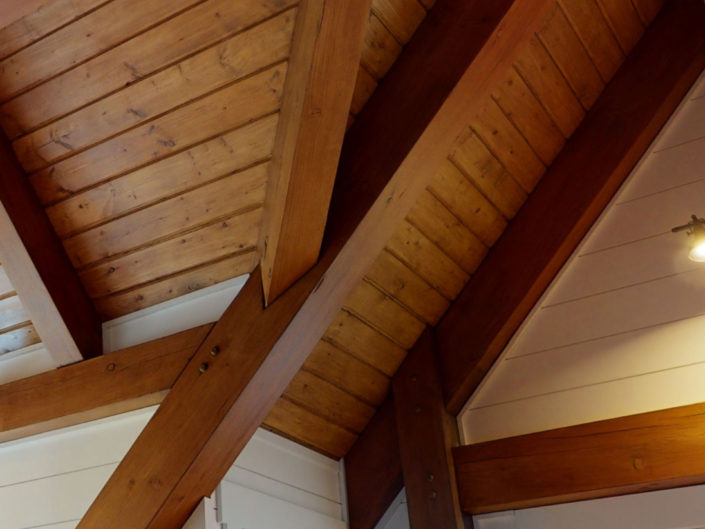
[74,0,557,525]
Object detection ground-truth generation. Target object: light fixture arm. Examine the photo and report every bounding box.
[672,214,705,234]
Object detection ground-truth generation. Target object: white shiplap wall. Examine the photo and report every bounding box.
[460,68,705,443]
[0,409,346,529]
[474,484,705,529]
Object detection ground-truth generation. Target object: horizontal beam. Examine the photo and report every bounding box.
[454,402,705,512]
[0,131,102,363]
[437,0,705,414]
[0,325,209,443]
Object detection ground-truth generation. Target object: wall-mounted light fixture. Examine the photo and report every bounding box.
[672,215,705,262]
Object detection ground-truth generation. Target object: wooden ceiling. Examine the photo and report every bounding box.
[0,0,665,458]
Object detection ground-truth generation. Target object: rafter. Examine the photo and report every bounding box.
[454,402,705,512]
[344,0,705,525]
[0,131,102,363]
[259,0,371,304]
[76,0,554,525]
[0,325,209,443]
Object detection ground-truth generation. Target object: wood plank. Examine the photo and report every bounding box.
[0,325,211,443]
[64,164,266,268]
[283,369,376,433]
[0,0,297,138]
[0,323,40,355]
[30,65,285,206]
[427,159,507,246]
[436,0,705,414]
[365,249,449,325]
[0,0,57,28]
[350,66,378,116]
[0,296,29,332]
[345,398,402,529]
[46,114,277,237]
[94,251,259,320]
[514,35,585,138]
[360,12,402,79]
[393,331,469,529]
[344,279,426,350]
[265,397,358,458]
[387,219,471,300]
[324,311,407,377]
[454,402,705,513]
[303,340,390,407]
[449,132,527,219]
[0,0,201,101]
[371,0,426,44]
[595,0,644,54]
[538,3,605,109]
[471,99,546,193]
[492,67,565,165]
[77,0,556,524]
[407,190,488,276]
[259,0,371,304]
[79,209,261,298]
[559,0,624,82]
[14,11,295,172]
[0,132,101,363]
[0,0,106,60]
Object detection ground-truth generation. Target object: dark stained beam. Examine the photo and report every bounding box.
[0,132,102,363]
[437,0,705,414]
[77,0,555,526]
[345,398,402,529]
[344,2,705,526]
[259,0,371,304]
[393,330,470,529]
[0,325,210,443]
[454,402,705,513]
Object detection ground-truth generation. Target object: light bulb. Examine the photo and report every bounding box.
[690,239,705,262]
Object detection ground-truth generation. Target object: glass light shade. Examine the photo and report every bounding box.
[689,239,705,262]
[689,225,705,262]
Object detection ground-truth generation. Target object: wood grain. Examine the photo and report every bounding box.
[0,325,210,443]
[454,402,705,513]
[393,331,469,529]
[437,0,705,414]
[0,0,297,138]
[260,0,371,303]
[596,0,644,54]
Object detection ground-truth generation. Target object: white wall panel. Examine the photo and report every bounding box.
[461,67,705,444]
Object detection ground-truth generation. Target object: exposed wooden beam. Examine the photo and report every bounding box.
[454,402,705,513]
[0,325,209,443]
[345,398,402,529]
[344,2,705,526]
[78,0,554,526]
[437,0,705,414]
[0,132,102,363]
[393,330,469,529]
[259,0,371,304]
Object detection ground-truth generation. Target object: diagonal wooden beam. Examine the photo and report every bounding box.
[77,0,554,527]
[437,0,705,415]
[0,131,102,363]
[0,325,209,443]
[453,402,705,513]
[344,1,705,525]
[259,0,371,304]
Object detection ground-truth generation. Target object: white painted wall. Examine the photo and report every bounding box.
[0,409,346,529]
[460,67,705,443]
[474,484,705,529]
